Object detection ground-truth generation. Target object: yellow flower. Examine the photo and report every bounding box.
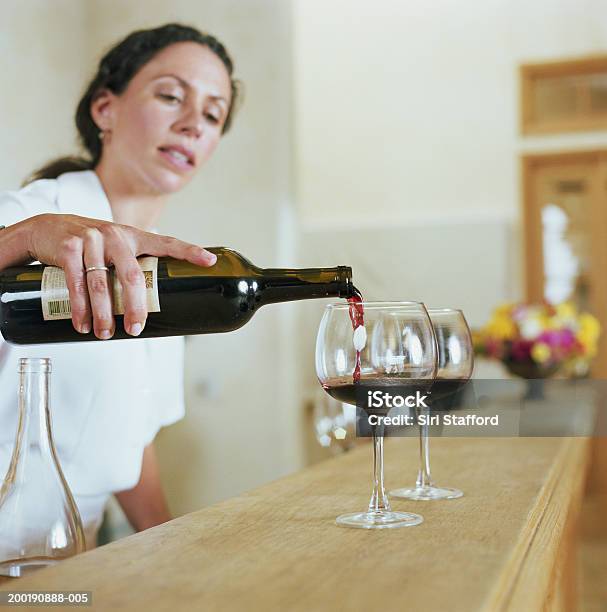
[531,342,551,364]
[579,313,600,341]
[494,303,514,317]
[544,302,576,330]
[537,313,554,330]
[577,332,597,357]
[485,314,516,341]
[556,302,577,320]
[577,340,594,357]
[576,314,600,357]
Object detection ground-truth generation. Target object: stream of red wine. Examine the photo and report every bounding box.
[347,287,364,383]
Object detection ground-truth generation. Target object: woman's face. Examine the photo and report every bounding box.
[94,42,232,194]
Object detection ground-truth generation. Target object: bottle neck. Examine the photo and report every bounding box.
[22,368,52,442]
[259,266,353,305]
[9,365,55,481]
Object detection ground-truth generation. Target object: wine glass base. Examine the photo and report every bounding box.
[335,510,423,529]
[389,486,463,501]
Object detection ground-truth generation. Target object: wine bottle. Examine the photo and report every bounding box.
[0,247,355,345]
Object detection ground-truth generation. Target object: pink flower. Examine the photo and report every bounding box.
[537,329,577,359]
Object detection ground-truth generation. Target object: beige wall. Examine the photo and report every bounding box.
[293,0,607,227]
[0,0,90,188]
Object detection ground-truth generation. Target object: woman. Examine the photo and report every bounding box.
[0,23,240,547]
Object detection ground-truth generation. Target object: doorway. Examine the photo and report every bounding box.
[521,149,607,378]
[522,149,607,498]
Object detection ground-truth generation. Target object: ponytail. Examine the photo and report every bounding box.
[23,156,94,186]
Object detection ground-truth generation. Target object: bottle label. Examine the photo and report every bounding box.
[41,257,161,321]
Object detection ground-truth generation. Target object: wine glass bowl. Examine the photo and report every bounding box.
[432,308,474,379]
[390,308,474,501]
[316,302,437,528]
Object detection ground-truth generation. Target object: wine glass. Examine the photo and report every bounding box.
[390,308,474,501]
[316,302,437,528]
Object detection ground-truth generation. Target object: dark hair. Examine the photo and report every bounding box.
[26,23,241,184]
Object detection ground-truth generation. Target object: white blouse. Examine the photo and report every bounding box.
[0,170,185,540]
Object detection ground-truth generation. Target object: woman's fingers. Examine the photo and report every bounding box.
[58,235,92,335]
[22,214,218,338]
[82,228,115,340]
[79,223,216,338]
[104,237,148,337]
[134,231,217,267]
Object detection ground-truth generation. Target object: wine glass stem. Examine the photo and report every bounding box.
[417,406,434,488]
[368,425,390,513]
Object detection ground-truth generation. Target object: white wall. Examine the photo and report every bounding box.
[0,0,90,189]
[293,0,607,227]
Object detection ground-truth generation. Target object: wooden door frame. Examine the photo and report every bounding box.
[522,150,607,496]
[521,148,607,307]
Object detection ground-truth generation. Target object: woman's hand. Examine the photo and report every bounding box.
[0,213,217,339]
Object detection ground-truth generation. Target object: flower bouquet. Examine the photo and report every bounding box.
[474,302,600,380]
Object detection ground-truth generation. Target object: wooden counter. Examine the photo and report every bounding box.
[0,437,591,611]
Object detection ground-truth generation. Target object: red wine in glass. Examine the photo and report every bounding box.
[322,375,433,416]
[431,378,471,410]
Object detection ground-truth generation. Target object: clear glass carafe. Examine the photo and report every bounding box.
[0,358,84,577]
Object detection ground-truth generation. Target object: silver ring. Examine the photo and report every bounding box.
[85,266,109,274]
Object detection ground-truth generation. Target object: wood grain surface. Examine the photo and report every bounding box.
[0,437,590,612]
